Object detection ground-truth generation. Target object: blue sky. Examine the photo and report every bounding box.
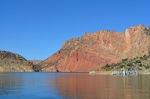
[0,0,150,60]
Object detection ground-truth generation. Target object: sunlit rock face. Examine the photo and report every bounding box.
[40,24,150,72]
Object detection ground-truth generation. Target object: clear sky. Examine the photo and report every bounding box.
[0,0,150,60]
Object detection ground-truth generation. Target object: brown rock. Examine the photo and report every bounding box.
[40,25,150,72]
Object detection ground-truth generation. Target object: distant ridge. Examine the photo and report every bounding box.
[29,60,42,65]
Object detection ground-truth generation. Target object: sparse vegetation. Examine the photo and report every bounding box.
[144,27,150,36]
[136,60,141,63]
[120,64,125,68]
[127,62,132,66]
[102,64,111,71]
[122,58,128,63]
[91,54,150,74]
[144,65,149,69]
[0,50,33,72]
[139,63,143,67]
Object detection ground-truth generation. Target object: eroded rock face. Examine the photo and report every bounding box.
[40,25,150,72]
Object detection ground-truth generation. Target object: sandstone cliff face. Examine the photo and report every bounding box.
[0,50,34,72]
[40,25,150,72]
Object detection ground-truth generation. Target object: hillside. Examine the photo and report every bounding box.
[0,50,34,72]
[39,24,150,72]
[90,54,150,75]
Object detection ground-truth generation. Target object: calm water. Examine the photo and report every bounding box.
[0,73,150,99]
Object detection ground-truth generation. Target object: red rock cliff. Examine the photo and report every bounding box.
[40,25,150,72]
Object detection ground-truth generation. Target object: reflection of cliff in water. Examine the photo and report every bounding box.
[50,73,150,99]
[0,73,23,95]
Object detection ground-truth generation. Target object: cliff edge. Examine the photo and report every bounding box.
[40,24,150,72]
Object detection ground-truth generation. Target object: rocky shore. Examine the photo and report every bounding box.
[90,54,150,75]
[89,68,150,75]
[111,68,138,75]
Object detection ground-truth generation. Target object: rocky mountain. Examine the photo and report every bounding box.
[39,24,150,72]
[0,50,34,72]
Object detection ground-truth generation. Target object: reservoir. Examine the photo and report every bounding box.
[0,73,150,99]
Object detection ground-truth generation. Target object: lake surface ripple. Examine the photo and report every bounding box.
[0,73,150,99]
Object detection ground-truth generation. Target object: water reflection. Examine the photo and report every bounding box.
[0,73,23,95]
[51,73,150,99]
[0,73,62,99]
[0,73,150,99]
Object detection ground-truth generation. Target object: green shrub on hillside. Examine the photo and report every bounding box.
[102,64,111,71]
[127,63,132,66]
[120,64,125,68]
[139,63,143,67]
[140,57,143,59]
[122,58,128,63]
[144,65,149,69]
[144,27,150,36]
[136,60,141,63]
[143,55,148,60]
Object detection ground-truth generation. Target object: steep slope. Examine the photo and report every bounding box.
[0,50,34,72]
[40,24,150,72]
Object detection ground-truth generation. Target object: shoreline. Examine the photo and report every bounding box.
[89,71,150,75]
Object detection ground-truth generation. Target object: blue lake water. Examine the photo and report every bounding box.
[0,73,150,99]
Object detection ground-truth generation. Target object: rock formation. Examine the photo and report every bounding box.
[40,24,150,72]
[0,50,34,72]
